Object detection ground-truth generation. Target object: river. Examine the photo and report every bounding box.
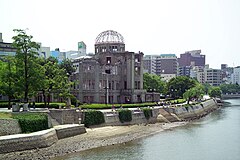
[55,99,240,160]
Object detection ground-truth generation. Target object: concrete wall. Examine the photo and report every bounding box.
[49,109,80,125]
[102,108,159,126]
[158,99,219,122]
[0,128,58,153]
[54,124,86,139]
[0,119,22,136]
[0,124,86,154]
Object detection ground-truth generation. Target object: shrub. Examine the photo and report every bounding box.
[0,103,9,108]
[142,108,153,120]
[79,102,156,109]
[118,109,132,123]
[82,110,105,127]
[13,113,49,133]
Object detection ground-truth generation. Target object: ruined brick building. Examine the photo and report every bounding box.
[70,30,146,104]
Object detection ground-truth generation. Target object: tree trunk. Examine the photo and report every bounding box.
[43,90,47,108]
[24,48,28,103]
[8,96,11,110]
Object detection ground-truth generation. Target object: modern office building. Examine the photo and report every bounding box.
[143,55,157,74]
[178,66,191,77]
[155,54,178,81]
[65,42,87,60]
[204,68,222,86]
[0,33,16,57]
[70,30,146,104]
[231,66,240,85]
[178,50,205,67]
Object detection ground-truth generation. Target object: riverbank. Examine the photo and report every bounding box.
[0,122,187,160]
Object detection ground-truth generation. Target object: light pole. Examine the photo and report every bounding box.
[102,72,109,105]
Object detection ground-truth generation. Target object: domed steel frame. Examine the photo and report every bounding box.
[95,30,124,44]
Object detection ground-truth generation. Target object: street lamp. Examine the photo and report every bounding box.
[102,72,109,105]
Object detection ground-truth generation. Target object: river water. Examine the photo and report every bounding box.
[55,99,240,160]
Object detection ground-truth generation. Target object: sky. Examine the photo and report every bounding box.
[1,0,240,69]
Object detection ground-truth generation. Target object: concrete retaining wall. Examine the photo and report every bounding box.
[54,124,86,139]
[159,99,219,122]
[0,128,58,153]
[0,119,22,136]
[0,124,86,154]
[49,109,80,125]
[102,108,159,126]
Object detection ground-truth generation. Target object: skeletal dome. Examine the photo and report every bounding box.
[95,30,124,44]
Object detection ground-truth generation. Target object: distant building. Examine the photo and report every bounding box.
[37,43,51,59]
[51,48,66,62]
[190,66,205,83]
[221,64,233,84]
[178,50,205,67]
[178,66,191,77]
[204,68,222,86]
[143,55,157,74]
[155,54,178,81]
[65,42,87,60]
[0,33,16,57]
[231,66,240,85]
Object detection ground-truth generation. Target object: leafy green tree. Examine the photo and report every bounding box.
[59,59,75,76]
[219,83,240,94]
[0,56,17,108]
[166,76,196,98]
[143,73,166,93]
[183,84,205,104]
[38,57,72,107]
[59,58,76,107]
[12,29,44,103]
[209,87,222,98]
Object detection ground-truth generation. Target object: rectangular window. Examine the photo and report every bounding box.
[106,57,111,64]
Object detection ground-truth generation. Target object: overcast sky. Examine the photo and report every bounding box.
[1,0,240,68]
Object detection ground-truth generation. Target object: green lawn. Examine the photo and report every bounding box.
[0,112,12,119]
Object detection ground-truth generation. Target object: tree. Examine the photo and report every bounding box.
[143,73,166,93]
[209,87,222,98]
[59,59,75,76]
[183,84,205,104]
[0,56,17,108]
[12,29,44,103]
[39,57,73,107]
[219,83,240,94]
[166,76,196,98]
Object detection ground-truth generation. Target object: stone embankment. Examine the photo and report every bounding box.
[0,99,220,158]
[157,99,220,122]
[0,124,86,154]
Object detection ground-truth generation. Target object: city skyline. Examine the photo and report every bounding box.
[1,0,240,69]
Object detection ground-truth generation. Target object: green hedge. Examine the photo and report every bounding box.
[118,109,132,123]
[0,103,9,108]
[82,110,105,127]
[79,102,156,109]
[142,108,153,120]
[13,113,49,133]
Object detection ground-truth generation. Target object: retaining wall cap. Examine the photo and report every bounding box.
[0,128,56,140]
[53,124,84,129]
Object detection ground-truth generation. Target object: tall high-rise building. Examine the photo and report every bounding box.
[231,66,240,85]
[156,54,178,81]
[143,55,157,74]
[204,68,222,86]
[178,50,205,67]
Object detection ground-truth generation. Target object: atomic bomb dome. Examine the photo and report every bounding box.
[95,30,124,44]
